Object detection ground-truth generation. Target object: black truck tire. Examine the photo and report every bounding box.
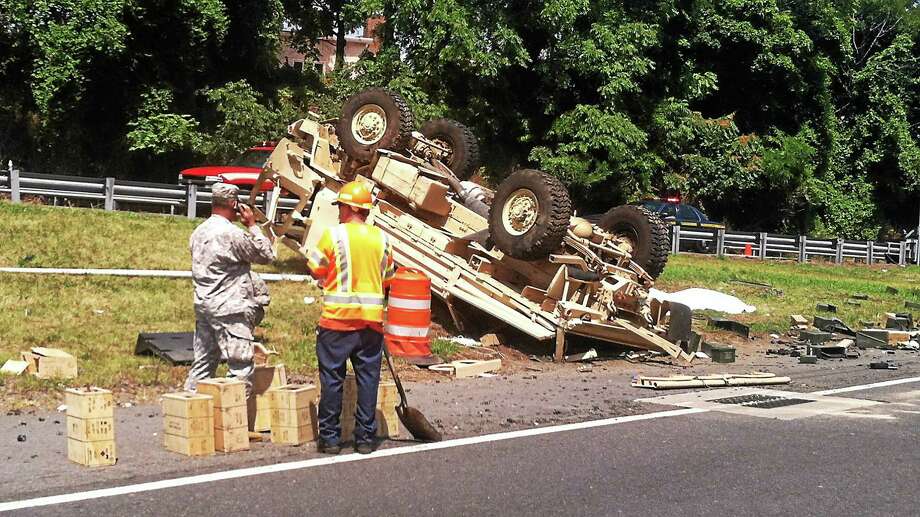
[338,88,414,162]
[419,118,481,180]
[598,205,670,279]
[488,169,572,260]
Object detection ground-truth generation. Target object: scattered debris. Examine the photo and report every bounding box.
[135,332,196,365]
[650,288,756,314]
[19,347,78,379]
[845,299,862,306]
[807,342,847,359]
[885,313,912,331]
[799,329,832,345]
[632,372,790,390]
[303,296,316,305]
[900,341,920,351]
[576,365,593,373]
[813,316,855,336]
[851,293,869,300]
[430,359,502,378]
[702,342,736,363]
[856,330,888,349]
[17,435,26,442]
[815,303,837,313]
[799,355,818,364]
[693,351,710,359]
[0,360,29,376]
[886,286,899,294]
[564,348,597,362]
[905,301,920,310]
[869,361,898,370]
[790,314,809,330]
[708,317,750,338]
[479,333,503,347]
[448,336,480,348]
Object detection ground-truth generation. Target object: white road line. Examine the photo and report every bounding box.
[0,408,706,513]
[811,375,920,396]
[5,374,920,512]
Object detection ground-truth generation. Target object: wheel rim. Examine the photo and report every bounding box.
[502,188,539,236]
[612,225,639,255]
[351,104,387,145]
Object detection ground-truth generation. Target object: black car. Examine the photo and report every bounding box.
[632,199,724,230]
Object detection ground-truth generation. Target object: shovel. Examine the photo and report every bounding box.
[382,344,442,442]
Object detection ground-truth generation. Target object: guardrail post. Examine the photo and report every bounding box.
[866,241,873,264]
[670,225,680,255]
[899,241,907,266]
[263,188,273,214]
[10,166,20,203]
[104,177,115,211]
[758,232,767,260]
[798,235,807,263]
[186,184,198,219]
[835,239,844,264]
[716,228,725,257]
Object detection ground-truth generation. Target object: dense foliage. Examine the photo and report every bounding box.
[0,0,917,238]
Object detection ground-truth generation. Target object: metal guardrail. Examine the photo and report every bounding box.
[670,226,918,266]
[2,164,918,266]
[0,166,299,218]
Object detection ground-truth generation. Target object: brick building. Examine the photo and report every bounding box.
[280,18,384,75]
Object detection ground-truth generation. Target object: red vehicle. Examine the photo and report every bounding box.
[178,143,276,190]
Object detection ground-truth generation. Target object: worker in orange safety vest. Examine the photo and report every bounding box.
[306,180,396,455]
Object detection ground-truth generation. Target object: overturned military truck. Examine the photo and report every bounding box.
[250,88,693,363]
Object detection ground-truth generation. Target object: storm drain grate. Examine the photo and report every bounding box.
[711,394,813,409]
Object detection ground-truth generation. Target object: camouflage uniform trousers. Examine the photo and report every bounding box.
[184,308,263,397]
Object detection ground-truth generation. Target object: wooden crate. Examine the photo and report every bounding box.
[164,433,214,457]
[22,347,78,379]
[65,387,113,419]
[270,384,317,411]
[196,378,246,408]
[213,405,247,430]
[340,376,399,439]
[214,427,249,453]
[162,392,213,419]
[67,438,116,467]
[66,416,114,442]
[252,365,287,432]
[270,406,313,428]
[164,415,213,438]
[270,424,314,446]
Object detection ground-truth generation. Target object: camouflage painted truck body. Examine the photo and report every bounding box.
[250,96,692,363]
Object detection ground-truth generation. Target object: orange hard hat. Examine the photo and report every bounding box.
[335,180,374,210]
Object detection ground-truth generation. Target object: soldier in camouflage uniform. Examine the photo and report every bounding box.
[185,183,276,398]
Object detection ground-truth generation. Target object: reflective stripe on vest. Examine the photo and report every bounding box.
[319,223,389,323]
[324,293,385,306]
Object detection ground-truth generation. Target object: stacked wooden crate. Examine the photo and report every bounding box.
[340,374,400,439]
[162,392,215,456]
[252,364,287,432]
[269,384,317,445]
[65,387,116,467]
[198,378,249,453]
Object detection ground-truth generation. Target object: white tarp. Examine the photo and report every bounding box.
[650,287,756,314]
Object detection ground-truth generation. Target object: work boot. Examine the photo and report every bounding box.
[354,440,377,455]
[317,439,341,455]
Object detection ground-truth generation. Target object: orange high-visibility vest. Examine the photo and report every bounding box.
[307,222,396,325]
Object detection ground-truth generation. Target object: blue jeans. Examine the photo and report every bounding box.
[316,327,383,445]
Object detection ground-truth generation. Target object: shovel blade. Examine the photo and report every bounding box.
[396,405,442,442]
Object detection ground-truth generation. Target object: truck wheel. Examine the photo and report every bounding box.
[489,169,572,260]
[598,205,670,279]
[338,88,414,161]
[419,118,480,180]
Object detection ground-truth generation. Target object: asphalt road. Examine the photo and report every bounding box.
[5,379,920,516]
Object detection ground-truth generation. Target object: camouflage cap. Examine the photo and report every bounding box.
[211,182,240,201]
